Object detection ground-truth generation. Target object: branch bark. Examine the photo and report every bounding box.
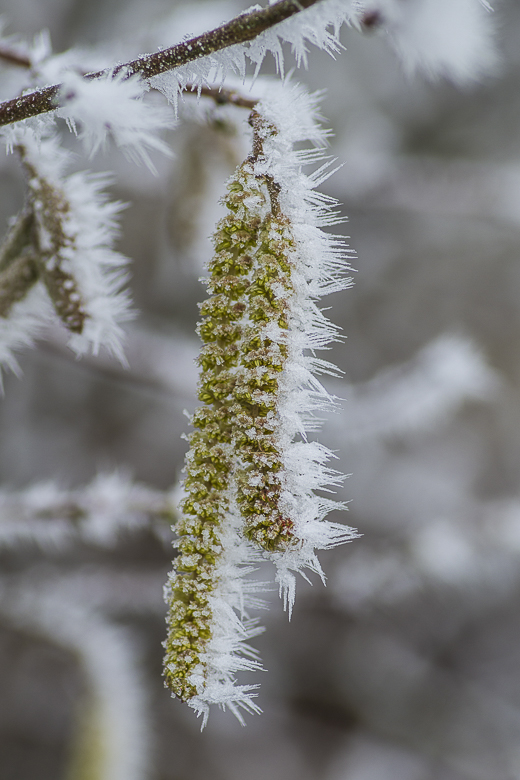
[0,0,324,127]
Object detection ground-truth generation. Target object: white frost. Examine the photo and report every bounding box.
[58,70,173,169]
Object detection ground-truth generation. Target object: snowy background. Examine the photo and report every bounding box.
[2,1,520,778]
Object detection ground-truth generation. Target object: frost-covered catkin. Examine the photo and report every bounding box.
[231,172,296,552]
[163,163,265,717]
[0,121,134,369]
[164,83,358,722]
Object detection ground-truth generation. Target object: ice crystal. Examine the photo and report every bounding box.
[352,0,498,84]
[58,71,173,169]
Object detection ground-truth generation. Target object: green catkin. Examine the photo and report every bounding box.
[163,85,356,719]
[164,141,300,700]
[163,161,261,701]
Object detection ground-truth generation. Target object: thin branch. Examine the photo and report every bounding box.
[0,0,324,127]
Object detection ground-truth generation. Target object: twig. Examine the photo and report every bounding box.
[0,0,324,127]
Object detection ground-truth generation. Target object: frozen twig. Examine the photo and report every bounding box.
[0,0,326,127]
[0,45,32,69]
[184,83,258,110]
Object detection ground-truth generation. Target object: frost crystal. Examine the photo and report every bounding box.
[353,0,497,84]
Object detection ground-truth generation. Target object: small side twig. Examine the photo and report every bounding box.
[184,84,258,110]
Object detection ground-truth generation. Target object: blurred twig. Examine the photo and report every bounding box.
[0,45,31,68]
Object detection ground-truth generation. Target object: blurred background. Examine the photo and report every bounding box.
[2,1,520,778]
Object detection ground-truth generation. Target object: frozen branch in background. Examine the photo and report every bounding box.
[0,471,175,551]
[330,335,500,444]
[332,492,520,615]
[352,0,497,83]
[39,320,200,400]
[0,581,150,780]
